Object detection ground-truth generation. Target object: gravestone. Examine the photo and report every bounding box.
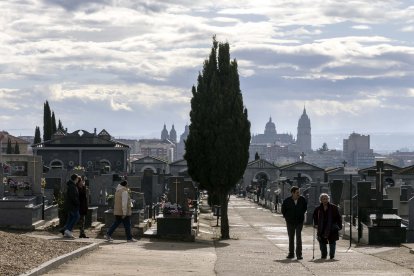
[166,176,196,208]
[127,176,141,191]
[330,179,343,206]
[305,179,329,224]
[364,161,405,245]
[386,187,401,210]
[407,197,414,242]
[401,186,413,201]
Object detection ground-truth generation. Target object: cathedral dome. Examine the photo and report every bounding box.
[264,117,277,136]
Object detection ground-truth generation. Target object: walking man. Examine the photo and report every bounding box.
[60,174,80,238]
[281,186,307,260]
[104,180,136,242]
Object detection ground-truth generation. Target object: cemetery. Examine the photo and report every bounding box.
[242,159,414,246]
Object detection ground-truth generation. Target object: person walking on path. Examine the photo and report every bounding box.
[77,176,89,238]
[313,193,342,260]
[104,180,136,242]
[60,174,80,239]
[281,186,307,260]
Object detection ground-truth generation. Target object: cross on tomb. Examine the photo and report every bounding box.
[173,178,180,204]
[294,173,308,188]
[367,161,392,211]
[299,152,306,162]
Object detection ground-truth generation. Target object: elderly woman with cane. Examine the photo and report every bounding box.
[313,193,342,260]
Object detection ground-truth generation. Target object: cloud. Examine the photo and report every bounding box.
[0,0,414,149]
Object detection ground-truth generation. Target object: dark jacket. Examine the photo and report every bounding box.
[313,203,342,243]
[78,185,88,216]
[64,180,80,212]
[281,196,307,224]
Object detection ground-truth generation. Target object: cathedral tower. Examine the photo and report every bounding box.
[161,124,169,140]
[297,107,312,152]
[169,125,177,143]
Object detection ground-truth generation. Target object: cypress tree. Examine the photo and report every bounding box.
[6,138,13,154]
[185,37,251,239]
[51,111,57,134]
[43,101,52,141]
[58,119,64,131]
[34,126,41,144]
[14,141,20,154]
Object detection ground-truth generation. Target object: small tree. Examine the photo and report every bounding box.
[6,138,13,154]
[34,126,41,144]
[51,111,57,134]
[43,101,52,141]
[58,119,64,132]
[14,142,20,154]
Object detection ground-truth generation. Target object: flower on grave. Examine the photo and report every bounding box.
[73,165,85,172]
[41,178,46,189]
[7,178,31,192]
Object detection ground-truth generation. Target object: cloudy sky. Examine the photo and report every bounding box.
[1,0,414,150]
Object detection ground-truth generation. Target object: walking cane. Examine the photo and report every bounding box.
[312,223,315,260]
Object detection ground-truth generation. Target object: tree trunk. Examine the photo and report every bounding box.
[220,191,230,239]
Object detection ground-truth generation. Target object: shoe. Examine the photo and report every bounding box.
[64,230,75,238]
[321,255,327,259]
[330,256,335,260]
[79,233,89,238]
[59,229,65,236]
[286,254,294,259]
[104,234,113,241]
[297,256,303,260]
[127,238,137,242]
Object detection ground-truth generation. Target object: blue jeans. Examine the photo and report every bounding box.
[286,222,303,257]
[65,210,80,231]
[107,216,132,240]
[319,240,336,258]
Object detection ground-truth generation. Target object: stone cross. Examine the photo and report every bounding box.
[173,178,180,204]
[299,152,306,162]
[294,173,307,188]
[367,161,392,210]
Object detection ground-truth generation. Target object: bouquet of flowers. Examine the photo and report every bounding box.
[7,178,31,193]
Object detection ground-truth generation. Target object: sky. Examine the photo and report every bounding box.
[1,0,414,151]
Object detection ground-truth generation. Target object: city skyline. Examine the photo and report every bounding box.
[1,1,414,151]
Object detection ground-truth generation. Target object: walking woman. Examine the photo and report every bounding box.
[313,193,342,260]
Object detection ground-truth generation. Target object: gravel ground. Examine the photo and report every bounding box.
[0,230,86,276]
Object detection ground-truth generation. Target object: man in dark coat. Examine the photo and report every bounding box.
[77,176,89,238]
[313,193,342,259]
[281,186,307,260]
[60,174,80,238]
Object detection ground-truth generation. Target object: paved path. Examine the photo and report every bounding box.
[44,196,414,276]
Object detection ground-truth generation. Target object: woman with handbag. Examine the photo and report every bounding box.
[313,193,342,260]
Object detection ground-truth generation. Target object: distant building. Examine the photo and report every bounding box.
[306,150,344,169]
[0,131,30,155]
[296,107,312,153]
[32,129,129,173]
[343,132,375,169]
[251,117,294,145]
[176,124,189,161]
[116,138,139,155]
[138,139,175,162]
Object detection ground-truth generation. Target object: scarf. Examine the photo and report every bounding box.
[317,203,333,239]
